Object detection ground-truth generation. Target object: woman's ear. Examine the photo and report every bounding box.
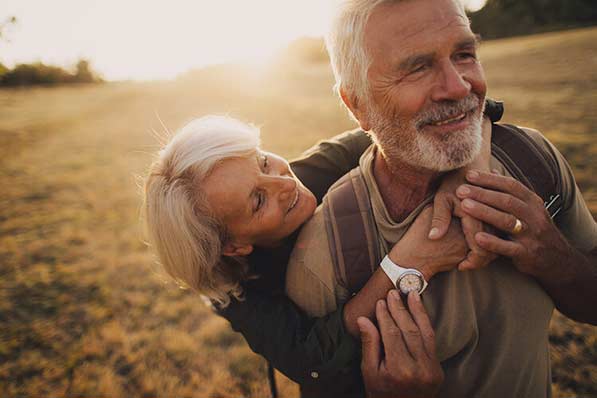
[340,87,371,131]
[222,241,253,257]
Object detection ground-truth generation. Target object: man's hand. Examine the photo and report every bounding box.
[456,170,572,277]
[389,206,467,280]
[428,117,497,271]
[456,169,597,325]
[358,290,444,398]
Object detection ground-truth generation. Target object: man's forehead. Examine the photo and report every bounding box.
[365,0,472,59]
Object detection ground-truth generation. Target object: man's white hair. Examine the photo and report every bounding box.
[325,0,393,109]
[326,0,467,114]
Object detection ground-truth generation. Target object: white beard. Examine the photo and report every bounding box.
[368,95,484,172]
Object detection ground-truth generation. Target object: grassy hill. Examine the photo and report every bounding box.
[0,27,596,397]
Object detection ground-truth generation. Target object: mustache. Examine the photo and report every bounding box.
[415,95,481,128]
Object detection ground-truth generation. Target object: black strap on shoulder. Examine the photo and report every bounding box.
[491,123,564,218]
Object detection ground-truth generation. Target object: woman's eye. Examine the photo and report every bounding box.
[254,191,265,212]
[259,154,269,171]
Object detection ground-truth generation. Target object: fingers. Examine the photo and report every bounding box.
[459,250,488,271]
[465,170,532,201]
[358,316,381,375]
[406,292,437,359]
[376,299,412,365]
[386,290,427,361]
[429,193,454,240]
[475,232,526,258]
[456,184,527,219]
[461,198,523,234]
[458,215,495,270]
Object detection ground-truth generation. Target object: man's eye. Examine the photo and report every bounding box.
[457,52,477,61]
[411,64,427,74]
[262,154,269,170]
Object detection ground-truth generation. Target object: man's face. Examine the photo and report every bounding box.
[361,0,487,171]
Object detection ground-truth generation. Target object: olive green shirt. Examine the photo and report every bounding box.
[286,128,597,397]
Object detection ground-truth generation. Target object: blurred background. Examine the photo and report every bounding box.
[0,0,596,397]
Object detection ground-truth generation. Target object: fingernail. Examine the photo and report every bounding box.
[462,199,474,209]
[492,168,500,174]
[377,299,385,309]
[467,170,479,180]
[389,289,400,300]
[412,291,421,302]
[428,227,439,239]
[457,185,471,196]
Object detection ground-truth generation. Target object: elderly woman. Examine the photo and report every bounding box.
[143,103,502,396]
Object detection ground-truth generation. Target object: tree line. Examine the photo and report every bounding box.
[0,17,102,87]
[0,59,103,87]
[469,0,597,39]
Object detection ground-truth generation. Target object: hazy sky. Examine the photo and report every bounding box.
[1,0,487,81]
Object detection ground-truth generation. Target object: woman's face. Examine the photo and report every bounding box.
[202,150,317,256]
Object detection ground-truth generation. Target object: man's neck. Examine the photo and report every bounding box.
[373,149,443,222]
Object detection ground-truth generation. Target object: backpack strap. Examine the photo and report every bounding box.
[322,168,381,295]
[491,123,564,218]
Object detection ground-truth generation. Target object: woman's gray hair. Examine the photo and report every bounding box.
[325,0,391,110]
[143,116,260,307]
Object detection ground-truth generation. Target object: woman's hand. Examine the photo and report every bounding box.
[359,290,444,398]
[428,116,497,271]
[388,206,467,280]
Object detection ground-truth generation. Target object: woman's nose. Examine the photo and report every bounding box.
[265,175,296,200]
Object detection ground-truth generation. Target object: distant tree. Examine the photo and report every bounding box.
[73,59,101,83]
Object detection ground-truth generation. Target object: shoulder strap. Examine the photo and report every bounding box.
[491,123,564,218]
[323,168,381,295]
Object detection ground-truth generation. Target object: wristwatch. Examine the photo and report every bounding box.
[380,255,428,295]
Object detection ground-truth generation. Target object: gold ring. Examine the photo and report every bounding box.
[512,218,523,235]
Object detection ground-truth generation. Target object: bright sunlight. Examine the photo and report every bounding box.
[1,0,336,81]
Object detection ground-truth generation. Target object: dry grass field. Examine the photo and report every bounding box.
[1,27,596,397]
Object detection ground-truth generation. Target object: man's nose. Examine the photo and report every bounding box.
[431,61,471,102]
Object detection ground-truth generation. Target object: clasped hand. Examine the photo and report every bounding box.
[455,170,572,277]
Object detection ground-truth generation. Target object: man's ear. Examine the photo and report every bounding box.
[222,241,253,257]
[340,86,371,131]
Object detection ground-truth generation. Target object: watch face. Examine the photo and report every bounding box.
[398,273,423,294]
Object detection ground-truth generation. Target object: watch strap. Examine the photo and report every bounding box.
[380,255,406,287]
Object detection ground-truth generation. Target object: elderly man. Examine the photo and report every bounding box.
[285,0,597,397]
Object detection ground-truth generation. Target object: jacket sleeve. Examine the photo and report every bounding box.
[216,292,361,384]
